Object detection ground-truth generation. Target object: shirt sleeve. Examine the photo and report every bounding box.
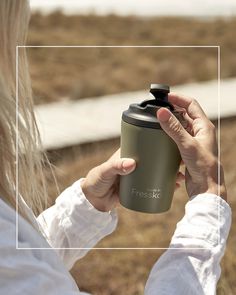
[144,193,232,295]
[0,201,86,295]
[37,178,118,270]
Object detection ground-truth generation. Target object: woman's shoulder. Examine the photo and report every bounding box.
[0,197,71,277]
[0,197,48,249]
[0,198,17,248]
[0,199,79,294]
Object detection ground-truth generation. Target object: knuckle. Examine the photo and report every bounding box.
[191,98,201,111]
[191,98,200,108]
[112,159,122,171]
[98,162,112,181]
[105,159,123,176]
[209,156,218,168]
[169,117,182,134]
[208,122,216,132]
[182,139,197,153]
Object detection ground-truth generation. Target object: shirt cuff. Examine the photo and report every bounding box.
[57,178,118,250]
[170,193,232,248]
[71,178,118,234]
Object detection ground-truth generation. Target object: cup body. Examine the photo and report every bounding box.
[119,120,181,213]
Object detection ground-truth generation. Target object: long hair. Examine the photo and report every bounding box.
[0,0,50,222]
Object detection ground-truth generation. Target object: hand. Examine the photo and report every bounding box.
[156,93,227,201]
[81,149,186,212]
[81,150,136,212]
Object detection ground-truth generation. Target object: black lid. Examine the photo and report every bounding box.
[122,84,184,129]
[150,84,170,100]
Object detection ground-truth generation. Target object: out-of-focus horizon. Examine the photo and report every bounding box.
[30,0,236,17]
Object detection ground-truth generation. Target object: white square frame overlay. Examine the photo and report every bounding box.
[16,45,221,250]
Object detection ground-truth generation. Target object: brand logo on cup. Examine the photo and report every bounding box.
[131,188,161,199]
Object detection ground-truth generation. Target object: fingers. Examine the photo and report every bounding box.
[157,108,193,150]
[176,171,185,183]
[168,93,208,121]
[169,93,216,139]
[183,112,194,136]
[175,171,185,190]
[183,111,194,127]
[169,93,214,134]
[98,158,136,181]
[175,183,181,190]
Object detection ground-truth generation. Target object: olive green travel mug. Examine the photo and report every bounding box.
[119,84,185,214]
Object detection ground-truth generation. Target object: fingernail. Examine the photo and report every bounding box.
[121,159,136,172]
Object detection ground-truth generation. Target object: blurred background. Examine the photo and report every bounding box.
[28,0,236,294]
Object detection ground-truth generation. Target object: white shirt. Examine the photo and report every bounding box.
[0,179,231,295]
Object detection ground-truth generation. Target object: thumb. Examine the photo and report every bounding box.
[98,158,136,181]
[157,108,192,149]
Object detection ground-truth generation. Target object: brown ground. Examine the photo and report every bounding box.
[28,12,236,294]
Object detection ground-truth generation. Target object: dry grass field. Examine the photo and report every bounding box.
[28,12,236,105]
[28,12,236,294]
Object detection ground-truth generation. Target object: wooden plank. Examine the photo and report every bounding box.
[34,79,236,150]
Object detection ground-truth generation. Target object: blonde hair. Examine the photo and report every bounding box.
[0,0,51,222]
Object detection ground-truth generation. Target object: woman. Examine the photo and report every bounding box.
[0,1,231,294]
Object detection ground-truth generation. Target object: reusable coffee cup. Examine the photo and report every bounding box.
[119,84,186,214]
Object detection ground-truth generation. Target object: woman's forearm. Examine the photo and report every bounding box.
[37,178,118,270]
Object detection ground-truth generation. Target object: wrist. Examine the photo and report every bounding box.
[188,161,227,201]
[206,162,227,201]
[205,182,227,202]
[80,178,110,212]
